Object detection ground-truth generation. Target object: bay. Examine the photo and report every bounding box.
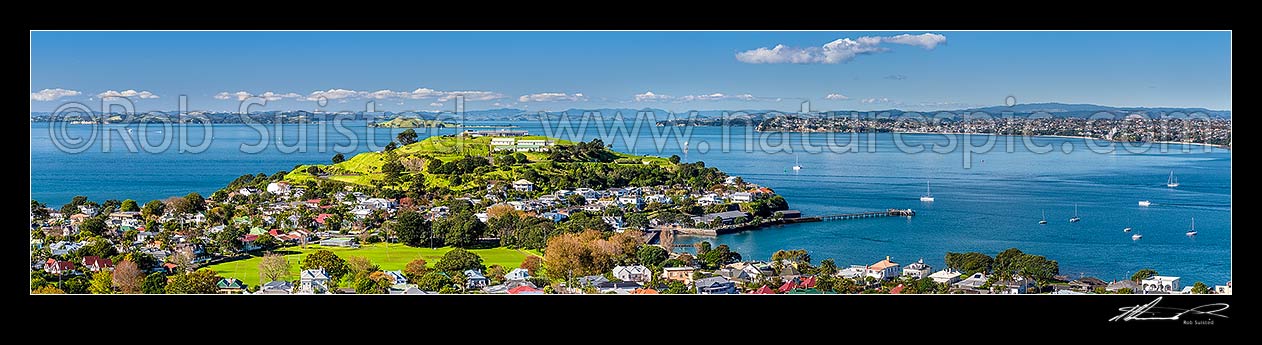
[29,120,1231,285]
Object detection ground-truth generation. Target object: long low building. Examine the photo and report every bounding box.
[691,211,749,225]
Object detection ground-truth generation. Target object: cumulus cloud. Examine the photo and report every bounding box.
[518,92,589,102]
[304,87,504,102]
[30,88,81,101]
[215,91,303,101]
[882,33,947,49]
[633,91,762,103]
[98,89,159,99]
[736,33,947,64]
[825,93,850,100]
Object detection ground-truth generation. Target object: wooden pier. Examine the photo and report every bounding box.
[816,208,915,221]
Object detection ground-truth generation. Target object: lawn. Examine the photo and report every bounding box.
[205,243,543,288]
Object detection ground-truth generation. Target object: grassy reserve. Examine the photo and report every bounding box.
[206,243,542,288]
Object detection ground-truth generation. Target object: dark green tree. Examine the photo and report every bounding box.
[142,272,168,294]
[120,199,140,212]
[637,245,668,267]
[1131,268,1158,282]
[393,209,433,247]
[397,129,419,145]
[301,250,349,282]
[332,153,346,164]
[434,248,485,273]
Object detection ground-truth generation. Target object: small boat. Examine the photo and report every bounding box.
[1186,217,1197,237]
[1123,227,1132,232]
[1039,210,1047,225]
[1167,171,1180,188]
[1138,200,1152,207]
[792,155,802,171]
[1069,204,1081,223]
[1132,233,1143,240]
[919,181,935,202]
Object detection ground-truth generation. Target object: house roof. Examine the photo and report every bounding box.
[83,256,113,268]
[630,288,659,294]
[868,256,899,271]
[508,285,543,294]
[695,276,732,288]
[301,269,329,280]
[778,280,799,293]
[890,284,906,294]
[612,265,650,276]
[754,285,776,294]
[217,278,245,289]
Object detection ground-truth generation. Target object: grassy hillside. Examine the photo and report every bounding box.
[284,135,676,193]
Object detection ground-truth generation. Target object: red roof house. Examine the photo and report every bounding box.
[753,285,776,294]
[508,286,544,294]
[890,284,906,294]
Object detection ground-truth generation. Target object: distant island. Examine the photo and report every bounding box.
[369,118,458,128]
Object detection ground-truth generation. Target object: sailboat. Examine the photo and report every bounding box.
[1132,233,1143,240]
[1186,217,1197,237]
[1123,227,1132,232]
[919,181,935,202]
[1166,171,1180,188]
[1039,210,1047,225]
[1068,204,1081,223]
[683,140,689,153]
[1138,200,1152,207]
[792,155,802,171]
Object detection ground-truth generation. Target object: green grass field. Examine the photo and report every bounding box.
[205,243,542,288]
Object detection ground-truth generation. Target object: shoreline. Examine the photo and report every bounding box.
[758,129,1232,150]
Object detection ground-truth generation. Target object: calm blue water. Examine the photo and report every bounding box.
[30,120,1232,284]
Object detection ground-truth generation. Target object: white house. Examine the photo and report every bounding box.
[299,268,330,294]
[902,258,932,279]
[236,187,260,196]
[724,176,740,185]
[838,265,868,279]
[612,265,652,283]
[512,179,535,192]
[866,256,902,280]
[505,267,531,281]
[490,137,516,147]
[729,192,754,203]
[1215,282,1232,294]
[645,194,673,205]
[266,181,291,195]
[575,188,600,201]
[1141,276,1182,293]
[78,205,98,217]
[928,269,963,284]
[617,195,643,208]
[602,216,625,230]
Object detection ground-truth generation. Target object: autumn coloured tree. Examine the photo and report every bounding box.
[112,260,145,294]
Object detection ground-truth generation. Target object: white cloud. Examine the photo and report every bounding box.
[518,92,589,102]
[429,102,444,107]
[736,33,947,64]
[883,33,947,49]
[825,93,850,100]
[30,88,81,101]
[215,91,303,101]
[861,97,892,104]
[98,89,159,99]
[304,87,504,102]
[633,91,762,103]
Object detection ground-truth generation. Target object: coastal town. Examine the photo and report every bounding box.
[658,113,1232,147]
[29,129,1231,295]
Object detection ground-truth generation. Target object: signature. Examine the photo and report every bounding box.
[1109,297,1230,322]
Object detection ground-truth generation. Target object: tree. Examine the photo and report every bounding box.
[332,153,346,164]
[302,250,349,282]
[184,192,206,213]
[945,252,994,275]
[89,271,115,294]
[771,249,811,265]
[397,129,419,145]
[347,256,380,280]
[112,260,144,294]
[120,199,140,212]
[543,230,641,280]
[259,253,291,283]
[30,200,50,220]
[486,204,520,219]
[434,212,486,248]
[63,276,90,294]
[403,258,429,282]
[79,218,106,237]
[357,271,393,294]
[637,245,668,267]
[142,272,168,294]
[669,154,681,164]
[393,210,432,247]
[434,248,485,273]
[33,286,65,294]
[1131,268,1158,283]
[165,196,192,216]
[487,264,507,284]
[818,258,839,276]
[694,241,712,254]
[141,200,165,220]
[520,256,543,275]
[165,269,223,294]
[385,141,398,152]
[416,272,453,292]
[1191,281,1210,294]
[699,244,741,269]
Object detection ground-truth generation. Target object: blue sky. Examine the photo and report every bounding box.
[30,31,1231,113]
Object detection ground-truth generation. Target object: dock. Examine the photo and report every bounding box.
[816,208,915,221]
[661,208,915,238]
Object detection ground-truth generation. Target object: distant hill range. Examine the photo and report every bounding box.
[29,103,1228,122]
